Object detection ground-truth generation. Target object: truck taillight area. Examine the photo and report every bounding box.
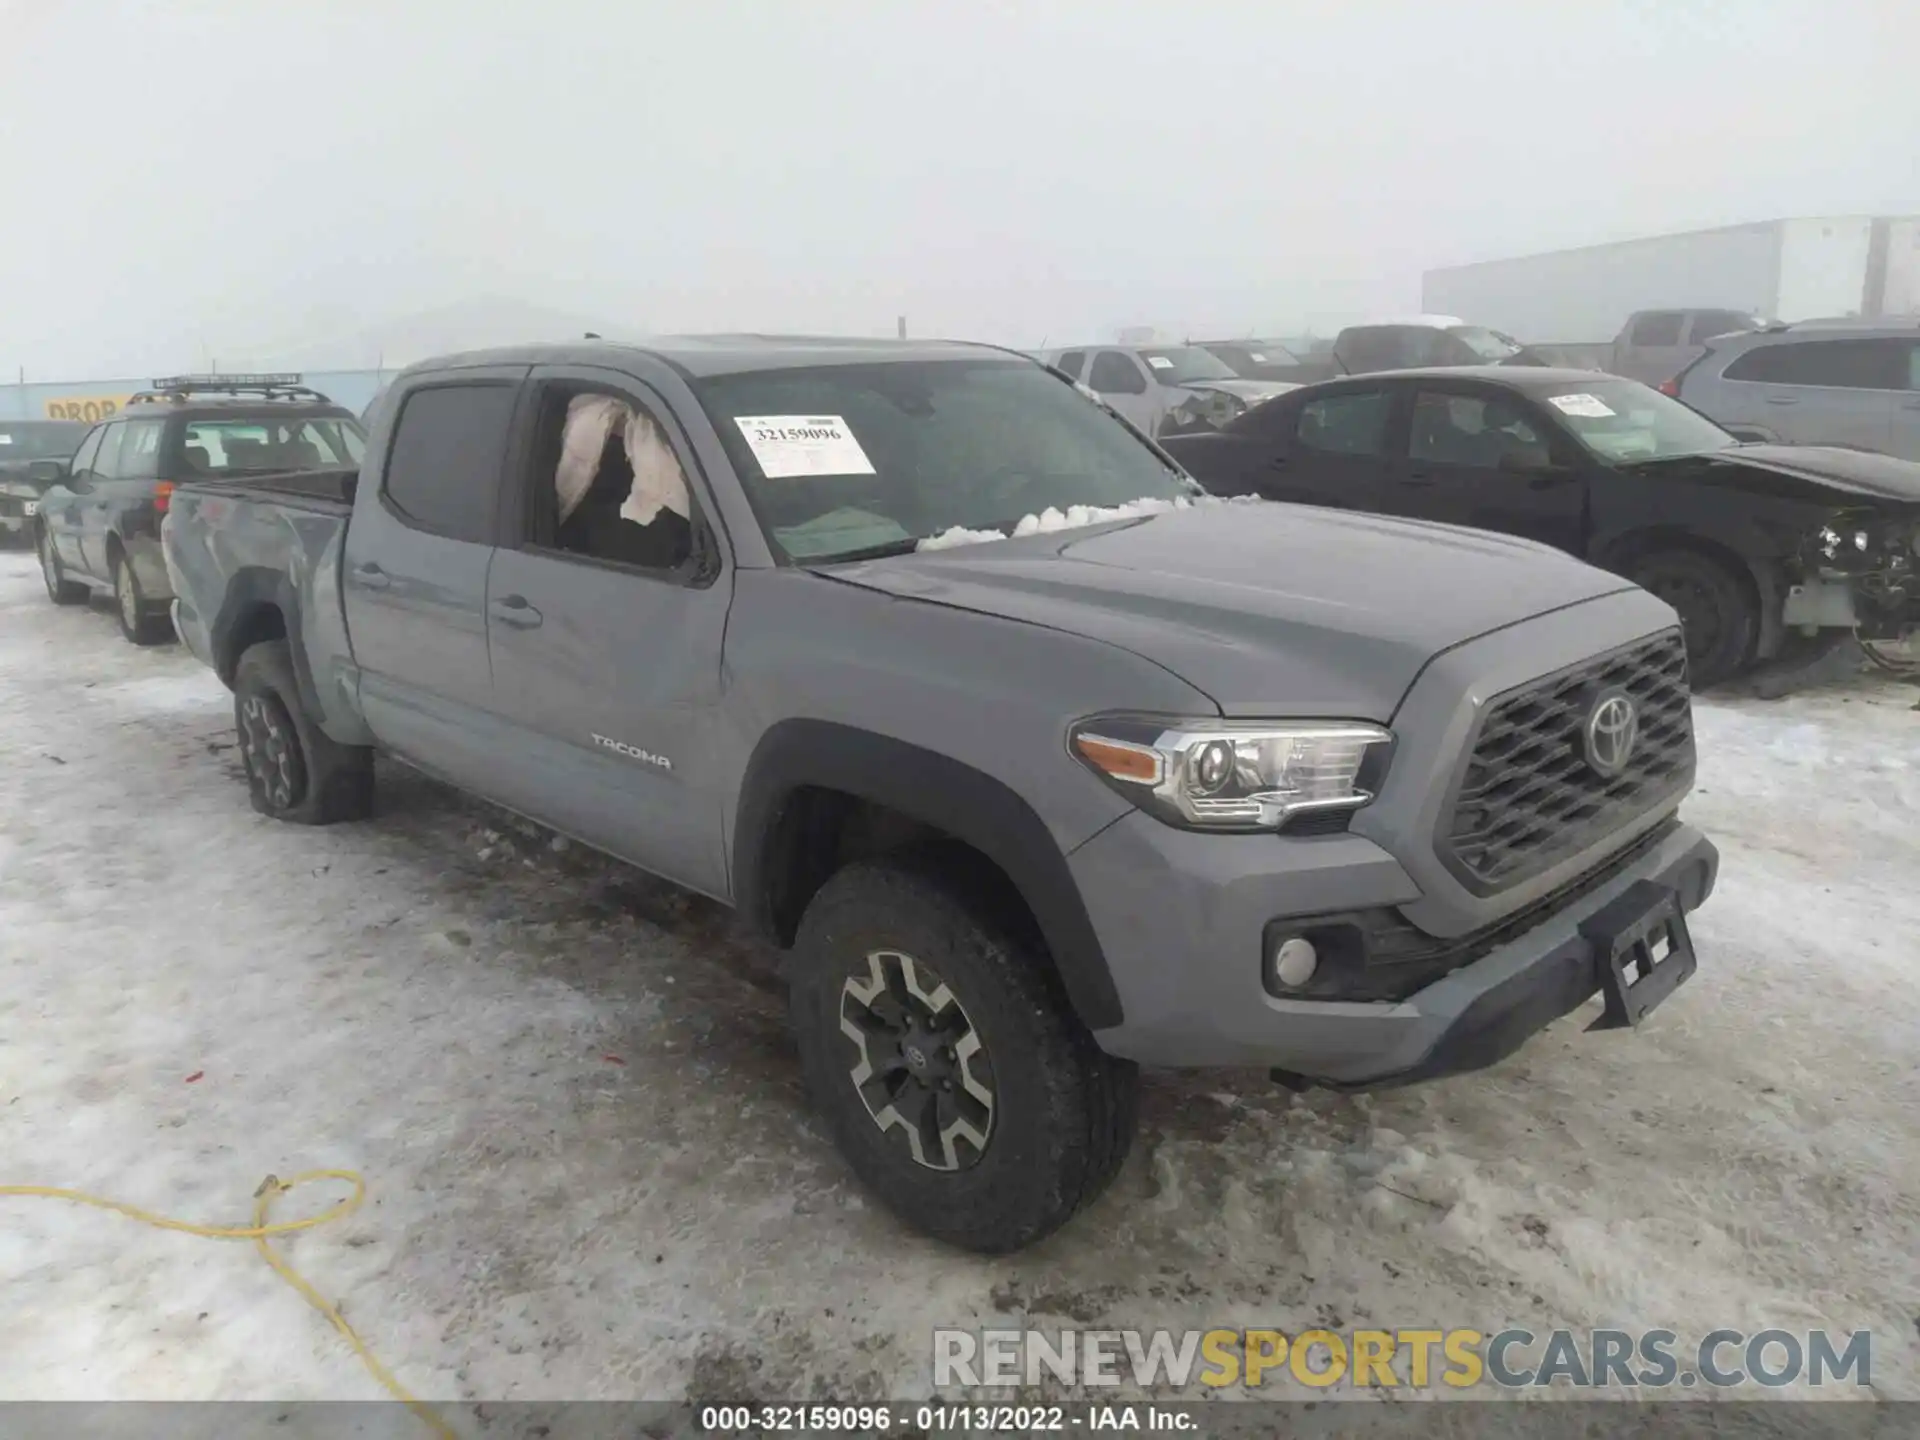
[153,481,175,514]
[1657,377,1682,397]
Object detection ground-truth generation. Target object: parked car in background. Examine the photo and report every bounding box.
[34,374,366,644]
[1669,319,1920,461]
[0,420,89,545]
[1162,367,1920,686]
[1331,316,1549,375]
[1608,308,1772,385]
[1421,215,1920,365]
[163,337,1717,1253]
[1045,343,1296,437]
[1191,339,1339,386]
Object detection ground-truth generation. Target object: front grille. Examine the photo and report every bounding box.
[1440,629,1693,893]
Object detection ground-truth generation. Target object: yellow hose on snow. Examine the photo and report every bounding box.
[2,1171,453,1438]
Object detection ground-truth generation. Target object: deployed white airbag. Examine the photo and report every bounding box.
[621,408,692,526]
[556,394,626,524]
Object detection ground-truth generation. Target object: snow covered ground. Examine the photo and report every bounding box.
[2,546,1916,1412]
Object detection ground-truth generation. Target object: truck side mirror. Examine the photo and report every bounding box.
[27,459,65,483]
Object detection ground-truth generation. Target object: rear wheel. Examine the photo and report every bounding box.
[1625,548,1755,688]
[788,855,1138,1253]
[233,640,374,825]
[111,552,173,646]
[37,529,87,605]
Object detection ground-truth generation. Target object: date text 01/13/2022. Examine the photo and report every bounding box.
[698,1403,1195,1432]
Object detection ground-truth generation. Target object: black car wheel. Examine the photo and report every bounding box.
[789,854,1138,1253]
[112,553,172,646]
[37,529,87,605]
[1626,549,1756,689]
[238,689,308,813]
[232,640,375,825]
[840,947,996,1173]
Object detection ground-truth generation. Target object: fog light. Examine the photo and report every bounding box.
[1271,936,1319,988]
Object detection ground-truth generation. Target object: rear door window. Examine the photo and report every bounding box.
[1054,350,1086,380]
[1088,351,1148,395]
[381,383,520,542]
[116,419,166,480]
[1723,339,1908,390]
[1297,391,1391,456]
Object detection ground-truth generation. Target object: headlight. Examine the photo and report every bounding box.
[1070,716,1393,832]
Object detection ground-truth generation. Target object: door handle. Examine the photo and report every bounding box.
[1400,470,1440,486]
[489,594,543,629]
[1268,455,1290,470]
[351,562,390,591]
[1764,396,1798,406]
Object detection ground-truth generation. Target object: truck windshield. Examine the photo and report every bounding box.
[0,422,88,460]
[693,358,1201,561]
[1541,382,1738,464]
[1448,327,1525,361]
[182,417,366,474]
[1138,347,1239,385]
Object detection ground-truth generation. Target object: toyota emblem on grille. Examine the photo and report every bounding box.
[1583,691,1638,777]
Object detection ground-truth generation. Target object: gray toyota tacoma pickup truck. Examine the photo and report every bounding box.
[162,337,1719,1253]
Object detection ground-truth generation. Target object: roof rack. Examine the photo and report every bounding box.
[127,373,335,406]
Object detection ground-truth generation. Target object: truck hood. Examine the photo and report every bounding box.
[828,503,1637,719]
[1624,444,1920,510]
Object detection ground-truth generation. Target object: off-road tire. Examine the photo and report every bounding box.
[789,854,1138,1253]
[233,640,374,825]
[111,552,174,646]
[1625,548,1756,689]
[37,529,87,605]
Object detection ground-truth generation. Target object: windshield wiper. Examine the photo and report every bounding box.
[808,538,927,564]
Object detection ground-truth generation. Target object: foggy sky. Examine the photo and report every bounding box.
[3,0,1916,378]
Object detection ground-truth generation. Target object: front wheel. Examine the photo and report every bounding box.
[233,640,374,825]
[1625,548,1756,689]
[788,856,1138,1253]
[37,529,87,605]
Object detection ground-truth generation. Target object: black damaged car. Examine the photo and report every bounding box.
[0,420,89,546]
[1161,367,1920,686]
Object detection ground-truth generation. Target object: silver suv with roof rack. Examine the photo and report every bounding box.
[32,373,367,645]
[1670,318,1920,461]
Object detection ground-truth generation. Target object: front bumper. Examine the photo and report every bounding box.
[1075,807,1717,1085]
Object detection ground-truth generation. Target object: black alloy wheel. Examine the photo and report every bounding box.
[237,690,309,813]
[839,948,995,1172]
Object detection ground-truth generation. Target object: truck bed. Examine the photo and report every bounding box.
[163,466,360,724]
[173,465,357,515]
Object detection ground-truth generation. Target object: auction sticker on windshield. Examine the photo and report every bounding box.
[1547,393,1616,419]
[1146,356,1174,370]
[734,415,876,478]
